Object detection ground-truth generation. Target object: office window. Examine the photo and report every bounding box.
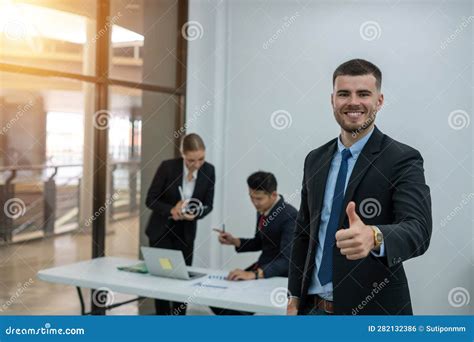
[0,71,92,242]
[0,0,97,75]
[109,0,181,88]
[0,0,187,314]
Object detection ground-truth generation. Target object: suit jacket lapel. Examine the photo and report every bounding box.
[311,140,338,239]
[191,164,205,199]
[175,158,184,201]
[338,126,384,227]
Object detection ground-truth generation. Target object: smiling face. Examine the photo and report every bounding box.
[331,74,383,136]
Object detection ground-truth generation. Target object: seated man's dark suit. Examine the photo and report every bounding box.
[212,196,297,315]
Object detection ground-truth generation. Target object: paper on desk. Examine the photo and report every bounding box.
[191,273,265,292]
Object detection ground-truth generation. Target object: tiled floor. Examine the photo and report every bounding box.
[0,216,212,315]
[0,216,141,315]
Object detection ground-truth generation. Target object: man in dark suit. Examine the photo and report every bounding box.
[212,171,297,314]
[287,59,432,315]
[145,133,215,315]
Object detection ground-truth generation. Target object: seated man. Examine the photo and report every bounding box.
[211,171,297,315]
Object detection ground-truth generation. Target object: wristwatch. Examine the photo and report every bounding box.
[371,226,383,249]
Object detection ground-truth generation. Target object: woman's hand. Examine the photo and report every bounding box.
[182,213,197,221]
[170,200,184,221]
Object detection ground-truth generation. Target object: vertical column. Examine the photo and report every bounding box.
[43,170,57,236]
[90,0,111,315]
[80,15,97,232]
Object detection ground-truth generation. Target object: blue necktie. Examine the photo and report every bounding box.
[318,148,352,286]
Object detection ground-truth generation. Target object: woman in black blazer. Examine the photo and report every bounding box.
[145,133,215,315]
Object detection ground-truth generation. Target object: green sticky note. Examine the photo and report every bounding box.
[117,262,148,274]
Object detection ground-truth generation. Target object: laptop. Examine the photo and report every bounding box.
[141,246,206,280]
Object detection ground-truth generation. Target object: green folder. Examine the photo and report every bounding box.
[117,262,148,274]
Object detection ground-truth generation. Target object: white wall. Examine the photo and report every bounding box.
[186,0,473,315]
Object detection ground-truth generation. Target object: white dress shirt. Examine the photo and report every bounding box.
[182,161,198,200]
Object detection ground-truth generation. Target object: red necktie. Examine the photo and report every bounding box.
[258,214,266,230]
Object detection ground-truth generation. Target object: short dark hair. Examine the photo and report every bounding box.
[333,59,382,90]
[247,171,277,194]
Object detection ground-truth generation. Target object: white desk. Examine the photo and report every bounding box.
[37,257,288,315]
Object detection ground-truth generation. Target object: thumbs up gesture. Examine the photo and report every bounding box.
[335,201,376,260]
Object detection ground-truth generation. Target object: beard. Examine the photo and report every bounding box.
[334,110,377,135]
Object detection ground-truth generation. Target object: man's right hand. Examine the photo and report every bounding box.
[287,297,299,316]
[213,229,240,248]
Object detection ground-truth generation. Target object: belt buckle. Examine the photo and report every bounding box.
[313,295,333,314]
[319,297,332,314]
[323,300,331,313]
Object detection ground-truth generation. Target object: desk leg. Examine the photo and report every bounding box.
[76,287,143,315]
[76,287,86,315]
[91,288,107,315]
[76,287,106,315]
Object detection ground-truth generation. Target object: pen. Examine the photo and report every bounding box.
[222,223,225,233]
[194,282,228,290]
[178,186,185,200]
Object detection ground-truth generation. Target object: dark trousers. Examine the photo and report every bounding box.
[299,300,333,316]
[149,230,194,315]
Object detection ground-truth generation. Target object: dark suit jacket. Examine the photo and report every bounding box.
[288,126,432,315]
[236,196,297,278]
[145,158,215,244]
